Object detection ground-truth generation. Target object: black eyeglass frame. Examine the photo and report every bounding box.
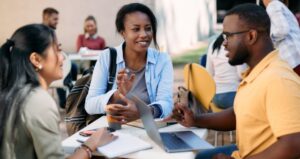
[222,30,250,41]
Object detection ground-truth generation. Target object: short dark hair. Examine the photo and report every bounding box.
[226,3,271,35]
[84,15,97,33]
[43,7,59,17]
[115,3,158,49]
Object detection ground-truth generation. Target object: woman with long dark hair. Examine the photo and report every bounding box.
[0,24,116,159]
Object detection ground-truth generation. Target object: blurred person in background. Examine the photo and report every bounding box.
[263,0,300,76]
[206,34,247,109]
[42,7,77,108]
[76,15,106,52]
[77,15,106,68]
[42,7,59,30]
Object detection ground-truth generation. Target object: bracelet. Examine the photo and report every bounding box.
[79,143,92,158]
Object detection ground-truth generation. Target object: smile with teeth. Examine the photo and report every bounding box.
[137,41,148,46]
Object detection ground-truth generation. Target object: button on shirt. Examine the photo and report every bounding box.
[231,50,300,158]
[85,43,174,118]
[266,0,300,68]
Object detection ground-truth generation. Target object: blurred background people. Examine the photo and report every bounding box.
[206,34,247,109]
[76,15,106,52]
[42,7,77,108]
[76,15,106,69]
[263,0,300,76]
[0,24,116,159]
[42,7,59,30]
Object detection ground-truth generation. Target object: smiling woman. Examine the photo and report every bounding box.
[76,15,106,52]
[0,24,116,159]
[85,3,174,125]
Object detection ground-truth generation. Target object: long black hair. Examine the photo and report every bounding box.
[115,3,159,49]
[212,34,224,54]
[0,24,56,156]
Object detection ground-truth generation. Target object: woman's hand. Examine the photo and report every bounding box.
[116,68,135,96]
[163,102,197,127]
[106,94,140,123]
[84,128,118,151]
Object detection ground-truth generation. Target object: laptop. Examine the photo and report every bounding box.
[131,95,213,153]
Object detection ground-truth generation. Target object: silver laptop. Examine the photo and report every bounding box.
[131,95,213,153]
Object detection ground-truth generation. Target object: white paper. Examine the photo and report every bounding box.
[77,132,152,158]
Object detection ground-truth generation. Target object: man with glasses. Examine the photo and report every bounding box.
[165,3,300,159]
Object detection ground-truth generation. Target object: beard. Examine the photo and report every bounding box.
[228,44,249,66]
[49,24,57,30]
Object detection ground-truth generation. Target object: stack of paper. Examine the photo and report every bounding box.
[77,132,152,158]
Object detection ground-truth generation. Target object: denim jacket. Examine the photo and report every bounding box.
[85,43,174,118]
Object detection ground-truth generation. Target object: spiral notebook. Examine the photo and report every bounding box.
[77,131,152,158]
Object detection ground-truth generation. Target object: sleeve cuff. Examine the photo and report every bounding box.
[150,104,162,118]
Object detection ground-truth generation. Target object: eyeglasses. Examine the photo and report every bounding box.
[222,30,250,41]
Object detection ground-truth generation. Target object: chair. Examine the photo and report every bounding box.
[183,63,215,111]
[183,63,233,146]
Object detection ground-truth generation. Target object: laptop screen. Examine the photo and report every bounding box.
[131,95,164,147]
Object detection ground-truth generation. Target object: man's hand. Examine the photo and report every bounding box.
[164,102,197,127]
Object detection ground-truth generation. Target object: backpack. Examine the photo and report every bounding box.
[174,86,208,117]
[173,64,209,117]
[64,48,117,136]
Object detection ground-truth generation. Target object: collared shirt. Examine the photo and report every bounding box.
[85,43,174,118]
[76,34,105,51]
[266,0,300,68]
[231,50,300,158]
[84,33,98,39]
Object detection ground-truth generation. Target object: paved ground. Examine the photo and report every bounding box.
[56,65,235,148]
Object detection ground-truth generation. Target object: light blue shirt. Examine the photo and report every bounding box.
[85,43,174,118]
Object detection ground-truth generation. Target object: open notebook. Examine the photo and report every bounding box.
[77,131,152,158]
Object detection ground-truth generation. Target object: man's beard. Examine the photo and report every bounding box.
[229,47,249,66]
[49,24,56,30]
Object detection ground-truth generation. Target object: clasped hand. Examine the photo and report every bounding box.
[106,93,140,124]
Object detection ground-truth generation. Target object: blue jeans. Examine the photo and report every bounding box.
[195,144,238,159]
[213,92,236,109]
[199,54,207,67]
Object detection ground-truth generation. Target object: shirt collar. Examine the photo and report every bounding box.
[115,42,157,65]
[241,50,279,84]
[84,33,98,39]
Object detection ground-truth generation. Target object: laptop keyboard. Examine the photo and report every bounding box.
[160,132,191,150]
